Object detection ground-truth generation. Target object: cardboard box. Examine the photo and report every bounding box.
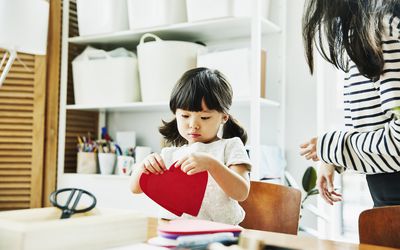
[0,207,147,250]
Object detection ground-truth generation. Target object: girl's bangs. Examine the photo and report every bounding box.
[172,79,223,112]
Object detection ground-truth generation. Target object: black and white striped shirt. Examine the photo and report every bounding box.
[317,15,400,174]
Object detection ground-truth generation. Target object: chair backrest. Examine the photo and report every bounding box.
[239,181,301,235]
[359,205,400,248]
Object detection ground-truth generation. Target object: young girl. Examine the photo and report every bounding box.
[130,67,251,225]
[300,0,400,207]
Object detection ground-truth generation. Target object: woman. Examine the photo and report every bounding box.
[300,0,400,207]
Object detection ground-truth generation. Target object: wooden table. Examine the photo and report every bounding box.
[240,230,397,250]
[147,218,398,250]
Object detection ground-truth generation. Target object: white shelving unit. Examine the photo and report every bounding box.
[68,17,280,46]
[57,0,286,215]
[65,98,280,112]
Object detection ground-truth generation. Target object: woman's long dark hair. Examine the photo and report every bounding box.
[303,0,400,80]
[159,67,247,146]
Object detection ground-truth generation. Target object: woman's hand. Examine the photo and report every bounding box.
[300,137,319,161]
[176,152,216,175]
[141,153,166,174]
[317,163,342,205]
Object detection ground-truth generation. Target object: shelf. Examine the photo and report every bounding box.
[66,98,280,112]
[68,17,281,46]
[260,98,280,107]
[62,173,129,181]
[66,102,169,112]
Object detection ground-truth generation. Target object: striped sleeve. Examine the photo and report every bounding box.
[316,16,400,174]
[380,16,400,114]
[317,119,400,173]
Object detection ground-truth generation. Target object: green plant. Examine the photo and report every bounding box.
[285,166,330,236]
[301,166,319,208]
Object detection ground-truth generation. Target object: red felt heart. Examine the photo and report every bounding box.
[139,163,208,217]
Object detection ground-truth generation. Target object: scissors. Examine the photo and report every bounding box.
[49,188,97,219]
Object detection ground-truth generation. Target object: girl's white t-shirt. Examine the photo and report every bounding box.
[159,137,252,225]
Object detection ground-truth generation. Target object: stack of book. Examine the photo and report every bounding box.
[148,219,242,249]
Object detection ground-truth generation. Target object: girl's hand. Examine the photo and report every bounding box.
[317,163,342,205]
[141,153,166,175]
[300,137,319,161]
[176,152,216,175]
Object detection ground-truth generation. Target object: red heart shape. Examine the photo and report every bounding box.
[139,163,208,217]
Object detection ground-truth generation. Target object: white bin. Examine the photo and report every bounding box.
[137,33,205,102]
[186,0,270,22]
[127,0,187,30]
[197,48,266,100]
[76,0,128,36]
[72,47,141,105]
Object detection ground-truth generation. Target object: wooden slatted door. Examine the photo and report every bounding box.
[0,52,46,210]
[64,111,98,173]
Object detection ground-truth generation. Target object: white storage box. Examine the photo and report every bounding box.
[72,47,141,105]
[197,48,266,100]
[76,0,128,36]
[127,0,187,30]
[0,207,148,250]
[186,0,270,22]
[137,33,205,102]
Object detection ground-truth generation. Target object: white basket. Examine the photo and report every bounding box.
[127,0,187,30]
[72,47,141,105]
[137,33,205,102]
[76,0,128,36]
[186,0,270,22]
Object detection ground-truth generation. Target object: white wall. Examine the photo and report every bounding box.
[284,0,318,229]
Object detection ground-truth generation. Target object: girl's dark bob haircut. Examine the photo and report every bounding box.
[159,67,247,146]
[169,67,232,114]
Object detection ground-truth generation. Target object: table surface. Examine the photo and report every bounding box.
[146,218,398,250]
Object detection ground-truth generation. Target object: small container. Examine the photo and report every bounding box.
[116,156,135,175]
[98,153,116,175]
[77,152,97,174]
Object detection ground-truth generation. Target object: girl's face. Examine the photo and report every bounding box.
[176,99,228,145]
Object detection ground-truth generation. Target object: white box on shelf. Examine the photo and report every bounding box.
[76,0,128,36]
[72,47,141,105]
[127,0,187,30]
[186,0,270,22]
[197,48,266,100]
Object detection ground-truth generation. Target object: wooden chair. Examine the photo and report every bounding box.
[239,181,301,235]
[359,205,400,248]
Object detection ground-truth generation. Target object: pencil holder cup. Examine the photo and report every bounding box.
[115,155,134,175]
[98,153,116,175]
[77,152,98,174]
